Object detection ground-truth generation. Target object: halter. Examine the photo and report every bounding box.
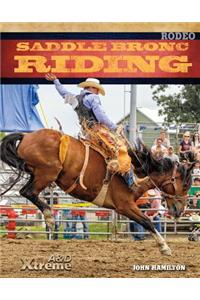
[149,163,187,201]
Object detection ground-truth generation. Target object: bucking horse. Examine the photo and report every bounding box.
[0,129,194,256]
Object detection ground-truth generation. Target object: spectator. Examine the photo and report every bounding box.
[192,132,200,150]
[192,132,200,161]
[188,178,200,210]
[188,214,200,242]
[63,209,73,239]
[146,189,162,233]
[192,161,200,176]
[193,177,200,187]
[71,210,90,239]
[154,130,170,148]
[181,159,190,167]
[43,189,60,240]
[130,191,151,241]
[179,131,193,162]
[151,138,167,160]
[195,146,200,162]
[165,146,179,163]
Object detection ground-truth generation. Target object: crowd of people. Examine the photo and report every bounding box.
[150,130,200,191]
[151,130,200,163]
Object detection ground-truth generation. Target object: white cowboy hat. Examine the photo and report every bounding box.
[78,78,105,96]
[147,189,157,197]
[189,214,200,222]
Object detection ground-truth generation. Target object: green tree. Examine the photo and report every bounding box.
[151,84,200,124]
[0,132,5,140]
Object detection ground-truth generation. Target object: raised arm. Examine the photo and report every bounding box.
[45,73,78,108]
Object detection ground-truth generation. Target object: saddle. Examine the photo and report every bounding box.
[81,122,131,175]
[58,127,133,206]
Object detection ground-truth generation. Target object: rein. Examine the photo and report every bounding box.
[149,163,187,201]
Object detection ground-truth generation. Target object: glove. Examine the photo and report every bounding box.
[45,73,57,81]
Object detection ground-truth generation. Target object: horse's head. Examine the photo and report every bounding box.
[160,162,195,218]
[128,142,195,218]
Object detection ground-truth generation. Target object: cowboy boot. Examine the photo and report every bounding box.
[122,168,149,190]
[130,176,149,191]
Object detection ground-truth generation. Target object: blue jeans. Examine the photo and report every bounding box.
[63,210,73,239]
[130,221,145,240]
[71,215,89,239]
[153,215,162,232]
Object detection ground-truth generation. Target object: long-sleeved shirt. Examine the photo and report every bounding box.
[53,79,116,130]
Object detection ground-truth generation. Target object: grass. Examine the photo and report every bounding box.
[0,223,112,240]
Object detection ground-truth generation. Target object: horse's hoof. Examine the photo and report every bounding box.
[43,209,55,230]
[160,245,172,256]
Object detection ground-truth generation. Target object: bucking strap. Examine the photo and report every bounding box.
[92,182,109,207]
[92,169,112,207]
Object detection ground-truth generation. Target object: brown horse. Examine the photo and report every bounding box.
[0,129,194,256]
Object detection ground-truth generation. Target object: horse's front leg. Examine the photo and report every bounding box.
[115,199,172,256]
[150,229,172,256]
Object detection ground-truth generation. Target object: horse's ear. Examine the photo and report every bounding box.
[136,137,149,153]
[186,162,196,173]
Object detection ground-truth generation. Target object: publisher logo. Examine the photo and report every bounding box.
[20,254,72,271]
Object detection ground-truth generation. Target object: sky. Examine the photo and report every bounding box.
[37,83,157,136]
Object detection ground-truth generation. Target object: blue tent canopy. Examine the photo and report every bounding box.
[0,84,44,132]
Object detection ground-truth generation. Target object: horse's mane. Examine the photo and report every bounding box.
[129,145,191,188]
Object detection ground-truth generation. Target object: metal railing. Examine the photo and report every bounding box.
[0,168,200,240]
[1,202,200,240]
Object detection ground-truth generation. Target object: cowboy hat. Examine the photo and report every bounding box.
[147,189,157,197]
[189,214,200,222]
[78,78,105,96]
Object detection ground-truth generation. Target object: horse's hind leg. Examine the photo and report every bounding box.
[20,167,62,229]
[20,175,54,229]
[20,174,49,211]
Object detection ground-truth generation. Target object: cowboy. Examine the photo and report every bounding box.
[45,73,148,190]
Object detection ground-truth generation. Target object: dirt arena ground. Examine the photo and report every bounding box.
[0,238,199,278]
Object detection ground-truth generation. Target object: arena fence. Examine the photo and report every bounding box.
[0,167,200,241]
[1,193,200,240]
[0,204,200,240]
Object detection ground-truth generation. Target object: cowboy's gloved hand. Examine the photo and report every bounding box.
[45,73,57,81]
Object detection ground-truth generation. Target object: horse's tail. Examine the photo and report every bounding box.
[54,117,64,134]
[0,133,30,196]
[0,133,26,171]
